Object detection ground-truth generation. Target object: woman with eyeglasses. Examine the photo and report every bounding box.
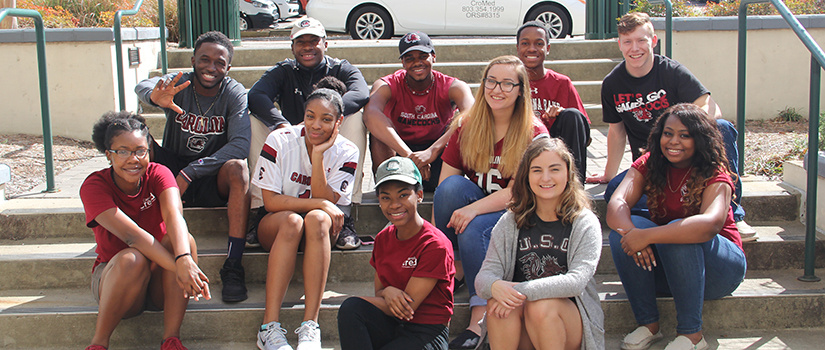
[434,55,548,349]
[81,111,210,350]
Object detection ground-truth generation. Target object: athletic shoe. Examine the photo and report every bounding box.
[160,336,188,350]
[620,326,663,350]
[295,320,322,350]
[449,329,480,349]
[246,207,267,248]
[220,257,248,302]
[735,220,758,242]
[454,277,466,290]
[663,335,708,350]
[257,321,292,350]
[335,215,361,250]
[85,346,107,350]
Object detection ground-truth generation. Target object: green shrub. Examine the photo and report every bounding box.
[778,107,804,122]
[630,0,699,17]
[820,111,825,151]
[631,0,825,17]
[17,0,179,42]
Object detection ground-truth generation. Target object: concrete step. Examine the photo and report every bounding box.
[148,59,621,95]
[2,221,822,291]
[0,179,800,242]
[163,39,623,68]
[1,269,822,348]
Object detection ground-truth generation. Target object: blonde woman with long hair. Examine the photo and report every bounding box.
[433,55,548,348]
[475,137,604,349]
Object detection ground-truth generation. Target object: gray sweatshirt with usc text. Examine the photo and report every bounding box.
[475,209,605,350]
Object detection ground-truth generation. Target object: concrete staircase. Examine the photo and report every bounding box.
[139,38,622,137]
[2,38,825,349]
[1,177,824,348]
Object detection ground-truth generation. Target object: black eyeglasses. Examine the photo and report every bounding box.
[108,149,149,159]
[483,78,521,93]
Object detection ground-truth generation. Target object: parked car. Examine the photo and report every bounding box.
[306,0,585,40]
[240,0,301,31]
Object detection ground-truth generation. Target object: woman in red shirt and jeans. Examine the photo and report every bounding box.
[607,104,746,350]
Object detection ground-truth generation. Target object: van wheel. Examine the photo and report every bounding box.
[527,4,570,39]
[349,6,393,40]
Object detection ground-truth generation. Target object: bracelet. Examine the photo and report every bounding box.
[175,252,191,262]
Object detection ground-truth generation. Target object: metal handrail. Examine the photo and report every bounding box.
[184,0,193,48]
[649,0,673,58]
[737,0,821,282]
[115,0,169,111]
[0,8,56,193]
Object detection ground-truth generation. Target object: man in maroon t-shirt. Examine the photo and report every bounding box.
[364,31,475,191]
[517,21,591,182]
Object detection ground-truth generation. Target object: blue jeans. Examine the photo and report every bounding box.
[608,216,746,334]
[433,175,505,307]
[604,119,745,221]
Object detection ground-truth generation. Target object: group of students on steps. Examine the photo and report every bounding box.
[81,12,748,350]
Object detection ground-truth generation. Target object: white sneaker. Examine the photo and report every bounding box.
[257,321,293,350]
[295,320,322,350]
[663,335,708,350]
[621,326,664,350]
[736,220,758,242]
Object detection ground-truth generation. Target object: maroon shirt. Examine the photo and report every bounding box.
[633,153,743,251]
[80,162,177,269]
[442,120,548,195]
[371,221,455,324]
[530,69,590,129]
[382,69,457,144]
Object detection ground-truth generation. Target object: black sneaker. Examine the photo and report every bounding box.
[335,215,361,250]
[449,329,480,349]
[245,207,267,248]
[220,257,248,302]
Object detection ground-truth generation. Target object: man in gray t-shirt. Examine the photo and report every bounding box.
[135,31,251,303]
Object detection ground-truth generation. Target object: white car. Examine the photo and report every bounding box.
[240,0,301,30]
[306,0,585,40]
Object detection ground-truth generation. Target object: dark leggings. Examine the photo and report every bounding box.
[338,297,449,350]
[548,108,590,183]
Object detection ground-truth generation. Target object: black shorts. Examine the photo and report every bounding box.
[151,140,227,208]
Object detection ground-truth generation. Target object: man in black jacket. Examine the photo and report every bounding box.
[248,18,369,250]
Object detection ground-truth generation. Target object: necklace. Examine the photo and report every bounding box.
[193,80,223,116]
[111,168,142,195]
[405,76,434,96]
[667,166,693,193]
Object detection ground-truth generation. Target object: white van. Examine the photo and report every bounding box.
[307,0,586,40]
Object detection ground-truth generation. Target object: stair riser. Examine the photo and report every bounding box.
[0,251,373,291]
[602,295,825,334]
[0,204,431,241]
[4,240,823,291]
[163,40,622,68]
[149,61,619,92]
[1,295,821,348]
[0,190,799,242]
